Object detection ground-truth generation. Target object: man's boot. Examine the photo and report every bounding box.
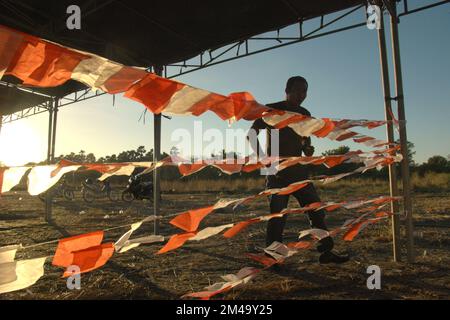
[319,251,350,264]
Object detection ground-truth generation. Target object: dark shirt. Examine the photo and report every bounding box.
[250,101,311,157]
[250,101,312,185]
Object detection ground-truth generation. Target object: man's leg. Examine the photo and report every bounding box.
[266,193,290,247]
[292,183,334,253]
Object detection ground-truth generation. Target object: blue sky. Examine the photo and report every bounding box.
[0,1,449,166]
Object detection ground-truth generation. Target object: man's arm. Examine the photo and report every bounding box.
[299,108,314,156]
[247,119,266,159]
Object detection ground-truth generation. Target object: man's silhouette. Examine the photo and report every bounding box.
[248,76,349,264]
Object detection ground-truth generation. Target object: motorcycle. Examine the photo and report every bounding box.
[81,179,119,203]
[38,180,75,201]
[121,174,156,202]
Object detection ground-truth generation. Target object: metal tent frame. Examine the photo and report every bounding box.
[1,0,449,263]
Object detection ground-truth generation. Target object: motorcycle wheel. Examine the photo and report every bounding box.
[83,189,95,203]
[63,190,75,201]
[122,191,134,202]
[108,190,120,202]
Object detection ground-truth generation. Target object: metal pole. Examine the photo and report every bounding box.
[47,100,53,163]
[377,10,401,262]
[45,99,54,223]
[0,113,3,166]
[153,65,163,234]
[389,2,415,262]
[51,98,59,162]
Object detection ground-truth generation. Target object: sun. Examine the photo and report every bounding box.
[0,121,45,167]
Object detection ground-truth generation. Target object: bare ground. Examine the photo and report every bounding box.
[0,185,449,300]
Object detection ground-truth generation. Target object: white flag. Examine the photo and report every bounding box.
[0,257,47,294]
[0,245,21,263]
[28,165,81,195]
[1,167,30,193]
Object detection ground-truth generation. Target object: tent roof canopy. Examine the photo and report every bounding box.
[0,0,364,115]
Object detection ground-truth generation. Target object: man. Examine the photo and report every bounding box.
[247,76,349,264]
[101,179,112,196]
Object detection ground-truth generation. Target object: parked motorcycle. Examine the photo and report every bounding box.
[38,179,75,201]
[81,179,119,203]
[121,174,157,202]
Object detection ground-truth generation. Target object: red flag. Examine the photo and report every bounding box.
[190,93,234,120]
[336,131,358,141]
[102,66,147,94]
[306,202,322,209]
[157,232,197,254]
[124,73,184,113]
[366,121,386,129]
[241,162,265,173]
[246,253,278,267]
[278,182,308,195]
[323,203,343,212]
[50,159,80,177]
[223,219,259,238]
[169,206,215,232]
[52,231,104,267]
[287,241,312,249]
[343,220,376,241]
[230,92,268,121]
[178,163,206,176]
[7,36,88,87]
[323,155,346,168]
[63,243,114,277]
[183,285,233,300]
[354,136,375,143]
[214,162,243,175]
[273,114,307,129]
[313,118,336,137]
[0,26,24,77]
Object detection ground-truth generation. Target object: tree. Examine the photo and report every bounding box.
[136,146,146,159]
[64,152,77,162]
[105,154,117,162]
[427,155,447,167]
[77,150,86,162]
[322,145,350,156]
[118,151,131,162]
[426,155,449,173]
[85,153,96,163]
[395,139,416,166]
[143,149,154,161]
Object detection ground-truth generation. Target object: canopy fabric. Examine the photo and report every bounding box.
[0,1,364,66]
[0,0,364,116]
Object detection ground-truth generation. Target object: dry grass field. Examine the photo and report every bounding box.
[0,173,449,300]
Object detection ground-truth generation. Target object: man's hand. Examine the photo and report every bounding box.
[304,145,315,157]
[301,136,314,156]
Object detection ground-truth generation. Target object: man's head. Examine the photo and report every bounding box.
[285,76,308,106]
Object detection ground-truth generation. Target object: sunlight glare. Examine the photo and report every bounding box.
[0,121,45,166]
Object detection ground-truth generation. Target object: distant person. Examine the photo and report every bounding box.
[247,76,349,264]
[101,179,112,195]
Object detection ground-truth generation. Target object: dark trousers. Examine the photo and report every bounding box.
[266,178,334,253]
